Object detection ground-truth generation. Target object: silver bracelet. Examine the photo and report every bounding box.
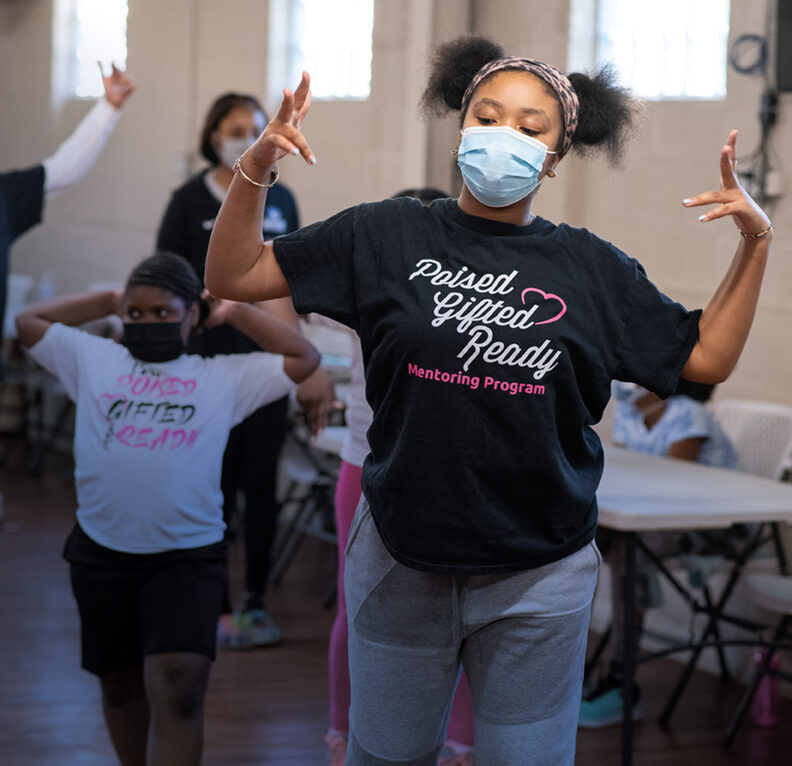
[233,152,279,188]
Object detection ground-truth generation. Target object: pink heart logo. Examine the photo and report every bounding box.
[520,288,567,325]
[95,393,127,422]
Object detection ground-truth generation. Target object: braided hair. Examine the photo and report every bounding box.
[126,252,209,322]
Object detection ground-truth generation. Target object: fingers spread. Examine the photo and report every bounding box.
[682,191,724,207]
[696,203,736,222]
[269,126,315,164]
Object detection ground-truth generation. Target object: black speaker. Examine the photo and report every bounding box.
[778,0,792,90]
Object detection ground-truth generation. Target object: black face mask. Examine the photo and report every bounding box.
[121,322,186,363]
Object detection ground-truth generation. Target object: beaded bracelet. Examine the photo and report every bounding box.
[233,152,279,188]
[739,223,774,239]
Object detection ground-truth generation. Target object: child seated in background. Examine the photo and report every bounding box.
[15,253,319,766]
[579,378,738,729]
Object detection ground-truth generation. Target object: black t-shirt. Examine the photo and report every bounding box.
[156,169,299,355]
[274,197,701,575]
[0,165,45,378]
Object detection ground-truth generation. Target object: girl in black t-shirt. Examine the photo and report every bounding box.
[203,35,773,766]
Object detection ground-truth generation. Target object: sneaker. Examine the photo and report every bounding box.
[578,675,642,729]
[325,731,348,766]
[234,607,283,647]
[216,613,243,649]
[216,608,283,649]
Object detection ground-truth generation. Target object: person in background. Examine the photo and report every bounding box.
[579,378,739,728]
[157,92,333,648]
[0,62,135,377]
[204,31,772,764]
[323,188,476,766]
[15,252,319,766]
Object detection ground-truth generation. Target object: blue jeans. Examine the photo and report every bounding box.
[343,498,600,766]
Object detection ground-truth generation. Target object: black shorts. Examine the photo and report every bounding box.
[64,524,227,676]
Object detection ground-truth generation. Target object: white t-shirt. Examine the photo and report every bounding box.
[30,323,296,553]
[304,314,372,467]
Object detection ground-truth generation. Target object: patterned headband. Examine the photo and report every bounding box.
[460,57,579,156]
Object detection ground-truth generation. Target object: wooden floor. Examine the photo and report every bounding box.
[1,456,791,766]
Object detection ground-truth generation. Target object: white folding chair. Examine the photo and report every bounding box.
[269,418,344,606]
[711,399,792,480]
[658,399,792,726]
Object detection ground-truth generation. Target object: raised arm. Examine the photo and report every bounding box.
[204,294,320,383]
[252,298,338,436]
[680,130,772,384]
[15,290,119,348]
[205,73,315,302]
[42,63,135,200]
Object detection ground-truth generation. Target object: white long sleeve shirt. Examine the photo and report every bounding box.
[41,99,122,199]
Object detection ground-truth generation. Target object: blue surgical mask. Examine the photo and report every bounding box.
[457,126,556,208]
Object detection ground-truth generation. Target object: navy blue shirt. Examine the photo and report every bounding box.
[274,197,701,575]
[0,165,45,378]
[157,169,299,356]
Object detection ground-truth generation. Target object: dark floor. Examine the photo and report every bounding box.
[1,456,790,765]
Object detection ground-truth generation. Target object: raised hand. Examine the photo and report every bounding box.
[99,61,136,108]
[241,72,315,178]
[682,130,772,238]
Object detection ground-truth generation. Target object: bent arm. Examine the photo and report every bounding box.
[205,176,291,301]
[252,298,338,435]
[16,291,117,348]
[41,100,122,199]
[681,236,770,383]
[224,302,319,383]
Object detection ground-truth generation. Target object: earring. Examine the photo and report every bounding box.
[451,145,459,157]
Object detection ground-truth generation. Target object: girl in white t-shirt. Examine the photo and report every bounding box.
[15,252,319,766]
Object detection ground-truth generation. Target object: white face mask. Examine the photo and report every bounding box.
[216,136,255,170]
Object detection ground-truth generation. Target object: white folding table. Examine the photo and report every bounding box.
[596,444,792,765]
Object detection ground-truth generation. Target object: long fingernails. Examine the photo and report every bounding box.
[699,214,708,222]
[291,147,299,155]
[309,155,317,165]
[682,198,692,206]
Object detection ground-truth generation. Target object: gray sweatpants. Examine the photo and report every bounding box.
[344,499,601,766]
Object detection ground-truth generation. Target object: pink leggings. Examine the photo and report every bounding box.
[329,460,474,746]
